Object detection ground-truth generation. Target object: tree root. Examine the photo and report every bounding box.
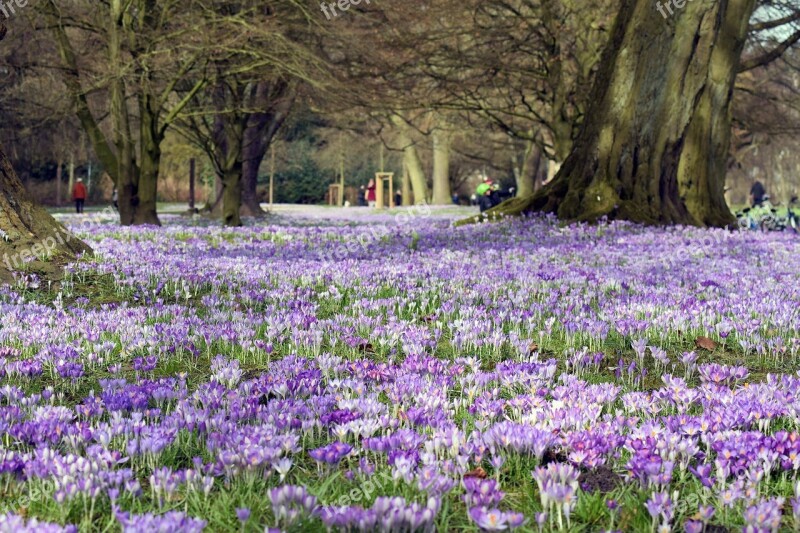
[454,195,538,227]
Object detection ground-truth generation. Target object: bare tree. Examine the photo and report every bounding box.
[41,0,210,225]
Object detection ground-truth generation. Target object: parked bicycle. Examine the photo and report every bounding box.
[736,194,799,233]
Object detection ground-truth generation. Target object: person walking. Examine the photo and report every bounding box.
[394,188,402,207]
[750,179,766,207]
[72,177,87,214]
[112,187,119,211]
[366,178,377,208]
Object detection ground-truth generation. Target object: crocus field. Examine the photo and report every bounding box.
[2,205,800,532]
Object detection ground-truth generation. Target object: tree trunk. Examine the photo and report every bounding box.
[240,82,294,217]
[391,115,429,203]
[431,128,452,204]
[134,147,161,225]
[206,186,224,216]
[67,156,75,209]
[402,162,412,206]
[496,0,754,226]
[211,85,246,226]
[240,122,267,217]
[0,145,91,282]
[222,163,243,227]
[240,112,272,217]
[517,140,543,197]
[534,155,547,193]
[546,160,561,185]
[403,143,429,205]
[134,94,162,226]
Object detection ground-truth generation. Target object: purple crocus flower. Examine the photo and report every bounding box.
[235,508,250,523]
[308,441,353,465]
[468,507,526,531]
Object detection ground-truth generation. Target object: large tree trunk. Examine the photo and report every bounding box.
[0,145,91,282]
[0,21,89,282]
[490,0,754,227]
[402,162,412,206]
[240,117,268,218]
[391,115,430,203]
[211,82,246,227]
[431,128,452,204]
[133,93,162,226]
[222,163,243,227]
[240,82,295,217]
[403,143,429,205]
[516,140,543,197]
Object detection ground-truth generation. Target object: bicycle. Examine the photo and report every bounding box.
[736,195,793,232]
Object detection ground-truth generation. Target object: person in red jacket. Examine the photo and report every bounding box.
[72,178,87,213]
[366,178,377,208]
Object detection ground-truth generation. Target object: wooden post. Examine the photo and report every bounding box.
[374,172,394,209]
[55,160,62,207]
[338,145,345,206]
[189,158,196,210]
[328,184,341,206]
[67,155,75,205]
[402,163,411,206]
[269,143,275,205]
[375,176,384,209]
[86,161,93,194]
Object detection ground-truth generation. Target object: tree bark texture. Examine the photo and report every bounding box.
[492,0,755,226]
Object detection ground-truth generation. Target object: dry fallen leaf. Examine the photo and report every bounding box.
[464,466,488,479]
[695,336,717,351]
[357,341,375,353]
[528,342,539,354]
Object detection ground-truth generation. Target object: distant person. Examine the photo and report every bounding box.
[358,185,366,207]
[394,189,402,207]
[366,178,377,208]
[452,193,459,205]
[112,187,118,211]
[475,177,500,212]
[72,178,87,214]
[750,179,766,207]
